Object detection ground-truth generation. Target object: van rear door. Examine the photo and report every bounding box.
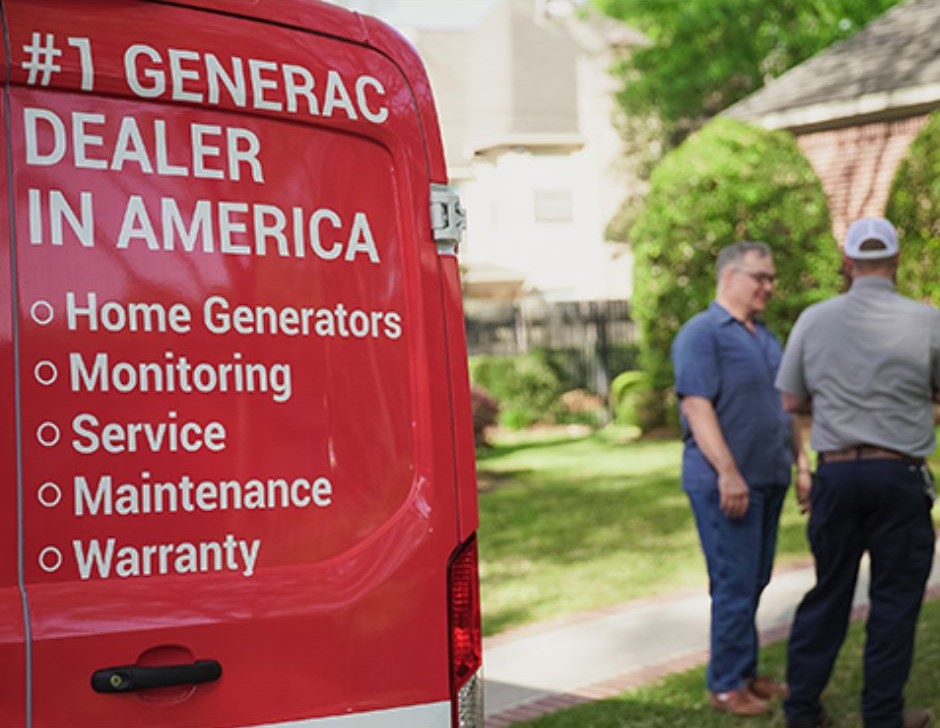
[4,1,478,726]
[0,22,26,717]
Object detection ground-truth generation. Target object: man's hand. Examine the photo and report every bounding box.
[718,470,750,519]
[680,396,749,518]
[795,470,813,514]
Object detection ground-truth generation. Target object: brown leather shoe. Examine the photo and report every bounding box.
[709,688,770,716]
[749,674,789,699]
[904,708,935,728]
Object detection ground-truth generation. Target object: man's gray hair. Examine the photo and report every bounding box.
[716,241,772,284]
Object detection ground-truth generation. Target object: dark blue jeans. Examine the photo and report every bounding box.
[785,460,935,728]
[687,484,788,693]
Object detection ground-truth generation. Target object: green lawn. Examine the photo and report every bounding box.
[477,427,804,636]
[511,592,940,728]
[477,426,940,636]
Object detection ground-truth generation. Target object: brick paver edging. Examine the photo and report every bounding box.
[484,559,815,650]
[484,581,940,728]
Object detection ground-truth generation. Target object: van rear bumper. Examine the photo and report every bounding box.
[251,700,451,727]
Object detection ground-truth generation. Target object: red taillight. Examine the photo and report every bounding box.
[448,535,482,688]
[448,535,483,726]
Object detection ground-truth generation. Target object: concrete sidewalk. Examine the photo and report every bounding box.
[483,542,940,727]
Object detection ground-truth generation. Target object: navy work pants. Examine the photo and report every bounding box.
[687,484,788,693]
[784,460,935,728]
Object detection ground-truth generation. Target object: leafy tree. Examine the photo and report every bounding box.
[630,118,841,426]
[594,0,903,148]
[884,111,940,306]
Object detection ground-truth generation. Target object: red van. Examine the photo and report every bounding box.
[0,1,481,726]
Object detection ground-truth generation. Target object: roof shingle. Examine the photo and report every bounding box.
[726,0,940,130]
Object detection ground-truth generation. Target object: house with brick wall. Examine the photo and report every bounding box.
[725,0,940,244]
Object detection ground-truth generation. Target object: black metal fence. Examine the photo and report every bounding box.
[463,299,636,397]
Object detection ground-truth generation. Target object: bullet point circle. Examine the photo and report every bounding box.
[38,546,63,573]
[36,422,60,447]
[37,482,62,508]
[30,300,54,326]
[34,360,58,386]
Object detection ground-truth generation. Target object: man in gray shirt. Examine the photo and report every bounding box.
[776,216,940,728]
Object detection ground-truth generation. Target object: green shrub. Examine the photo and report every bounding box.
[558,389,608,427]
[885,111,940,306]
[630,117,842,424]
[532,344,640,396]
[468,354,565,429]
[531,348,584,393]
[605,343,641,379]
[609,370,647,427]
[609,370,678,433]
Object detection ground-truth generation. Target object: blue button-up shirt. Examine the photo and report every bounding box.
[672,302,792,491]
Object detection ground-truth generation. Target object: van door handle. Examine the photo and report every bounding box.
[91,659,222,693]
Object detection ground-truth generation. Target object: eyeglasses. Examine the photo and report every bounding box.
[734,268,776,285]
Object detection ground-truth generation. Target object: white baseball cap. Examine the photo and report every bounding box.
[843,216,899,260]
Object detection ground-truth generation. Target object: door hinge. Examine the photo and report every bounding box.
[430,184,466,255]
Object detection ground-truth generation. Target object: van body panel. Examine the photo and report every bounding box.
[3,1,476,726]
[248,701,450,728]
[0,82,28,728]
[438,254,480,543]
[154,0,449,183]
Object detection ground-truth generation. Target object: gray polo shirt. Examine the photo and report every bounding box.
[776,276,940,457]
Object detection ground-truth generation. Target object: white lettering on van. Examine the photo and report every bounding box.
[74,472,332,516]
[73,534,261,579]
[323,69,357,120]
[122,44,388,124]
[282,64,317,114]
[24,107,65,164]
[249,59,281,111]
[65,291,192,333]
[71,411,226,454]
[69,350,293,402]
[356,76,389,124]
[73,112,107,169]
[28,188,93,247]
[23,107,264,182]
[206,54,246,106]
[124,44,164,97]
[201,296,403,340]
[168,48,202,102]
[116,196,380,263]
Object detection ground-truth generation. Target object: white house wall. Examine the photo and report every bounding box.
[332,0,636,303]
[457,4,634,302]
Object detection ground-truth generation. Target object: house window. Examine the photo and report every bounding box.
[533,189,573,223]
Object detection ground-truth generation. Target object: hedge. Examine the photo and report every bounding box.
[468,353,565,429]
[629,117,842,425]
[885,110,940,306]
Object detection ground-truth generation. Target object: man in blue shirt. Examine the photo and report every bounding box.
[672,241,810,716]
